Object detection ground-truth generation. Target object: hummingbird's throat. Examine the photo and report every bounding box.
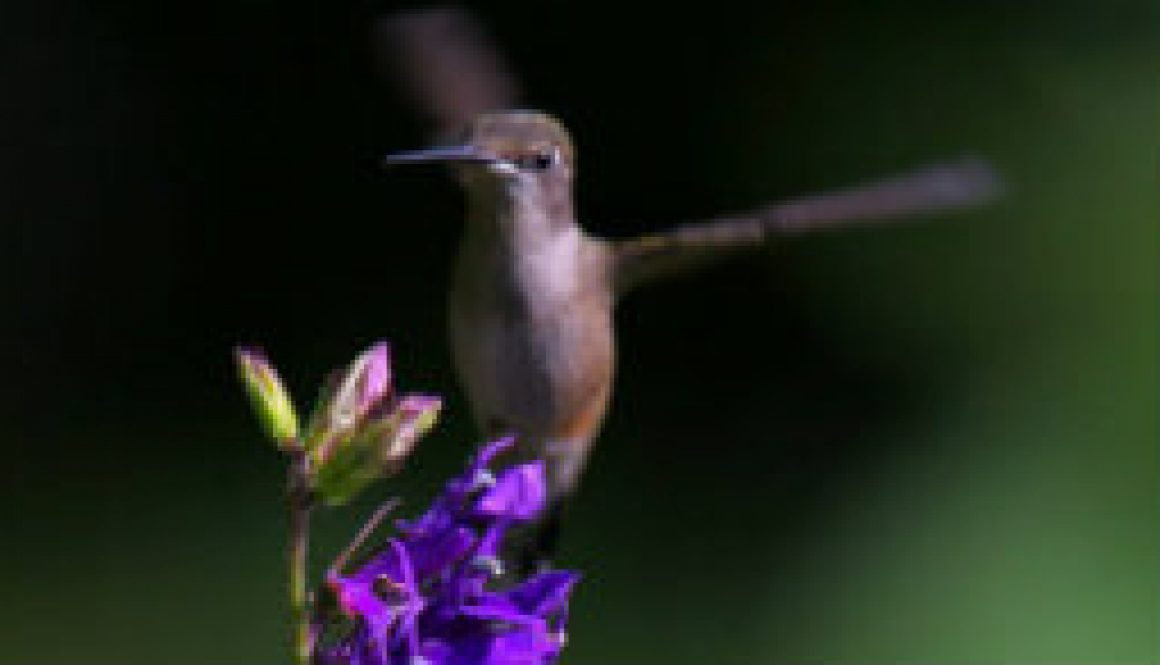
[463,173,574,241]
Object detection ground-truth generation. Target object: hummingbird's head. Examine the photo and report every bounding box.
[383,110,576,202]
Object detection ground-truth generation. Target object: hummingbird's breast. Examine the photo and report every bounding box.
[448,224,615,459]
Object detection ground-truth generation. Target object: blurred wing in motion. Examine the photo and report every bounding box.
[613,156,1003,295]
[372,6,520,140]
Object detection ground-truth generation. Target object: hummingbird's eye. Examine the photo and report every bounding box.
[512,147,558,171]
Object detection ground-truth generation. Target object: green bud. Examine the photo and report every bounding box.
[234,346,300,448]
[312,394,442,506]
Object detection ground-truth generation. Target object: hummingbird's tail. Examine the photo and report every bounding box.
[515,499,568,577]
[512,435,590,575]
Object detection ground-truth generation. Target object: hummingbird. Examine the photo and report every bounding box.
[374,8,1002,567]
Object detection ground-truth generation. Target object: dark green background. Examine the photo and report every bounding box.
[6,1,1157,662]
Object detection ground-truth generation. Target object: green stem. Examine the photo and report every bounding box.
[288,451,314,664]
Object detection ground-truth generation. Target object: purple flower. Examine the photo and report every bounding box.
[316,438,579,665]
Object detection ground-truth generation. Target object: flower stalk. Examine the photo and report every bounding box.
[287,447,314,664]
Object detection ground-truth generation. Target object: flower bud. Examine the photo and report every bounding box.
[379,395,442,470]
[234,346,300,448]
[304,342,393,454]
[305,342,443,505]
[328,341,392,432]
[311,395,442,506]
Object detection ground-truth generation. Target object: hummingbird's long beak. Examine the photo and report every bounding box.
[381,144,496,168]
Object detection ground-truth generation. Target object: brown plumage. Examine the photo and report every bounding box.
[442,112,612,500]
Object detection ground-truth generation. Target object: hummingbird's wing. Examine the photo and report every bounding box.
[371,6,520,141]
[611,156,1003,296]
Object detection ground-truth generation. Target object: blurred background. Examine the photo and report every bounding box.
[4,0,1157,662]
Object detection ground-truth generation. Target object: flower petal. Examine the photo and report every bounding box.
[328,574,390,621]
[505,571,580,617]
[474,462,547,521]
[408,526,476,579]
